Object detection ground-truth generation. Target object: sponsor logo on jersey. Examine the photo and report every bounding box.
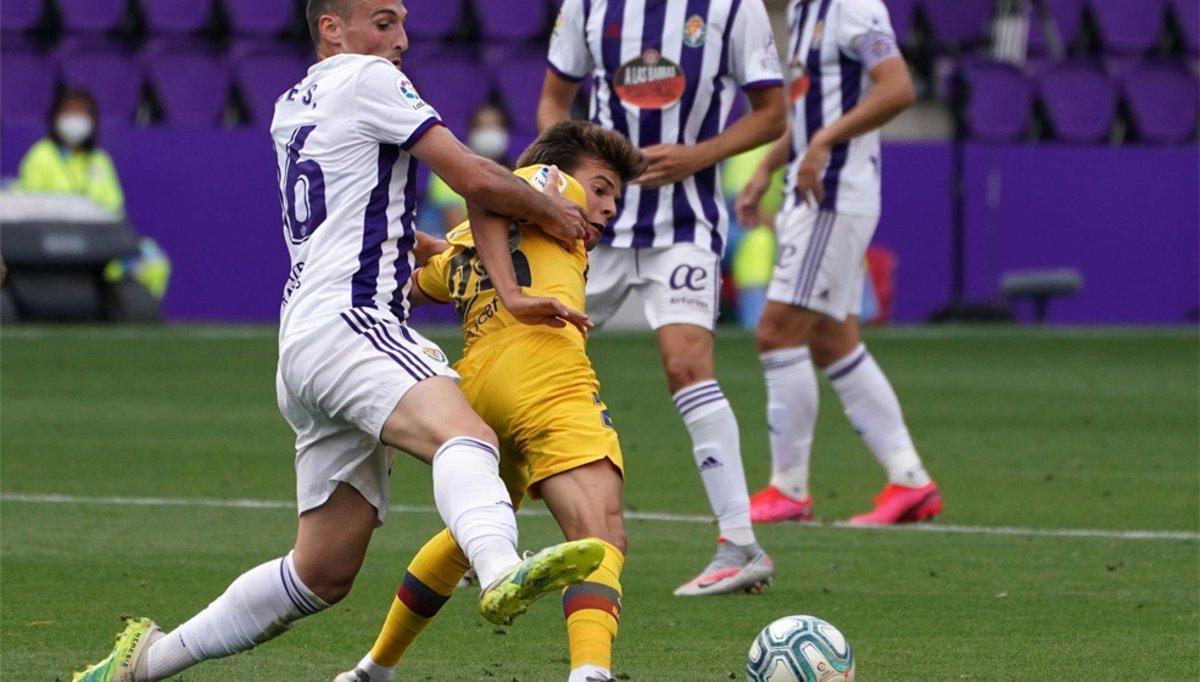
[395,77,428,110]
[788,58,810,104]
[683,15,707,47]
[614,49,686,109]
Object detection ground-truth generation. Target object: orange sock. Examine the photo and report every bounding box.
[369,528,469,667]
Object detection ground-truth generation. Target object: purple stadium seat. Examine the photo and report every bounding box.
[964,61,1032,142]
[405,56,490,135]
[1121,61,1199,144]
[146,49,230,128]
[473,0,547,42]
[57,45,141,127]
[57,0,125,33]
[1170,0,1199,54]
[1027,0,1084,55]
[1,0,44,32]
[494,54,546,135]
[140,0,211,35]
[885,0,918,43]
[224,0,295,35]
[1036,62,1117,143]
[0,49,54,125]
[1087,0,1166,54]
[406,0,464,39]
[918,0,995,46]
[233,52,309,127]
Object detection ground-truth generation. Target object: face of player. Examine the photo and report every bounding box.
[334,0,409,68]
[568,156,622,250]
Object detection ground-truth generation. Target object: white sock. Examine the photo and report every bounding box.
[824,344,932,488]
[672,380,756,546]
[569,664,612,682]
[143,551,328,680]
[356,652,395,681]
[432,436,520,589]
[760,347,819,500]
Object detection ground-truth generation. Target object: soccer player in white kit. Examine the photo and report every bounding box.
[735,0,943,526]
[72,2,607,680]
[538,0,788,596]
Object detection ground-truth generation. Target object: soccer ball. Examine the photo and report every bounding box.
[746,615,855,682]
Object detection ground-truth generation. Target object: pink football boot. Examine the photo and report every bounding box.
[750,486,814,524]
[848,482,943,525]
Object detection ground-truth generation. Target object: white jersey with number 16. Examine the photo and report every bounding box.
[270,53,442,339]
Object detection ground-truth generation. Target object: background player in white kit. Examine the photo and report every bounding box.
[73,2,605,680]
[736,0,943,526]
[539,0,787,595]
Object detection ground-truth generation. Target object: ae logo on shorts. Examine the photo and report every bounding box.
[669,264,709,291]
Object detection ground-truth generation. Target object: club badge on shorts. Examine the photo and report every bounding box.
[614,49,686,110]
[422,345,447,363]
[682,15,706,48]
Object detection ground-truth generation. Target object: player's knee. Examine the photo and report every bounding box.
[663,354,708,391]
[756,306,807,353]
[603,524,627,555]
[297,557,360,605]
[808,334,858,369]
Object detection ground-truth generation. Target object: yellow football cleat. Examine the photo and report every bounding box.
[479,538,604,626]
[72,617,161,682]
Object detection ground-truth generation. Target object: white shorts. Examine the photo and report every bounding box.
[276,308,458,525]
[767,207,878,321]
[586,242,721,331]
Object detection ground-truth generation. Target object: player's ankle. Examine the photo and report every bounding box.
[568,664,612,682]
[356,653,395,681]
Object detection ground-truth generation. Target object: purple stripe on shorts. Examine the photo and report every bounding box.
[375,324,436,378]
[799,211,836,305]
[341,311,426,381]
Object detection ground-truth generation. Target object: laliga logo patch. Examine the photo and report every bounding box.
[395,77,427,110]
[422,346,446,363]
[614,49,686,110]
[682,15,706,48]
[528,166,568,193]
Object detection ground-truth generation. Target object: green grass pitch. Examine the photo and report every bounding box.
[2,325,1197,680]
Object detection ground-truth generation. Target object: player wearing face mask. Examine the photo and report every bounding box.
[17,88,125,214]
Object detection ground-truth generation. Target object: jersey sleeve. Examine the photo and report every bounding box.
[415,251,453,304]
[835,0,902,71]
[727,0,784,91]
[354,60,443,149]
[547,0,593,82]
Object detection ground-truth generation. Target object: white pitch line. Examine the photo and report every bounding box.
[2,492,1196,542]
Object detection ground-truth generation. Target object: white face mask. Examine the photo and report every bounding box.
[55,113,94,147]
[468,126,510,162]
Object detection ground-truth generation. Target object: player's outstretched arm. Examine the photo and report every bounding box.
[797,58,916,206]
[638,86,787,189]
[411,126,587,246]
[466,199,591,334]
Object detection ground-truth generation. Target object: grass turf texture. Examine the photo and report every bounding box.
[2,326,1197,680]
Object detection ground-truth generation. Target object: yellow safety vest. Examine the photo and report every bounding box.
[16,138,125,215]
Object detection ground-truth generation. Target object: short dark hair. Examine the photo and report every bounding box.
[517,121,647,185]
[306,0,351,46]
[48,88,99,152]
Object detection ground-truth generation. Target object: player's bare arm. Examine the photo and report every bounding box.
[797,57,915,206]
[735,122,795,228]
[637,86,787,189]
[411,125,588,246]
[536,69,579,132]
[465,198,592,333]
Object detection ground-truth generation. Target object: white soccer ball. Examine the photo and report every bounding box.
[746,615,855,682]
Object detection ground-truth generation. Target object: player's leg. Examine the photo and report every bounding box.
[638,244,773,596]
[809,312,941,524]
[538,460,627,682]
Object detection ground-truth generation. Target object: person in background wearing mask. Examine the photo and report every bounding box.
[427,103,513,230]
[17,88,125,214]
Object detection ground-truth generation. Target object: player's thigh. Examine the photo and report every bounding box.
[381,375,497,463]
[638,242,722,333]
[655,323,715,391]
[584,244,636,329]
[293,481,378,600]
[539,459,625,550]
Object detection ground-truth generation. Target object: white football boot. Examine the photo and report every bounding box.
[673,537,775,596]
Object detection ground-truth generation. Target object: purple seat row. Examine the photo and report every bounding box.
[0,0,559,42]
[964,59,1198,144]
[885,0,1198,54]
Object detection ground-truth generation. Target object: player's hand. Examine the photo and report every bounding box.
[503,292,593,334]
[637,143,711,189]
[796,137,832,208]
[735,168,772,229]
[412,231,450,266]
[536,165,588,248]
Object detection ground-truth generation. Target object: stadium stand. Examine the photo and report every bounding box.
[1,48,53,126]
[1026,0,1085,55]
[887,0,918,45]
[1087,0,1167,55]
[1120,60,1200,144]
[56,42,142,128]
[141,0,212,36]
[473,0,550,43]
[56,0,126,34]
[405,0,465,40]
[919,0,996,48]
[1170,0,1199,55]
[233,50,310,127]
[145,48,231,128]
[1,0,43,33]
[224,0,298,36]
[963,60,1033,142]
[1036,61,1118,144]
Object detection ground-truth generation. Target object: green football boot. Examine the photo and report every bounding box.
[72,617,162,682]
[479,538,605,626]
